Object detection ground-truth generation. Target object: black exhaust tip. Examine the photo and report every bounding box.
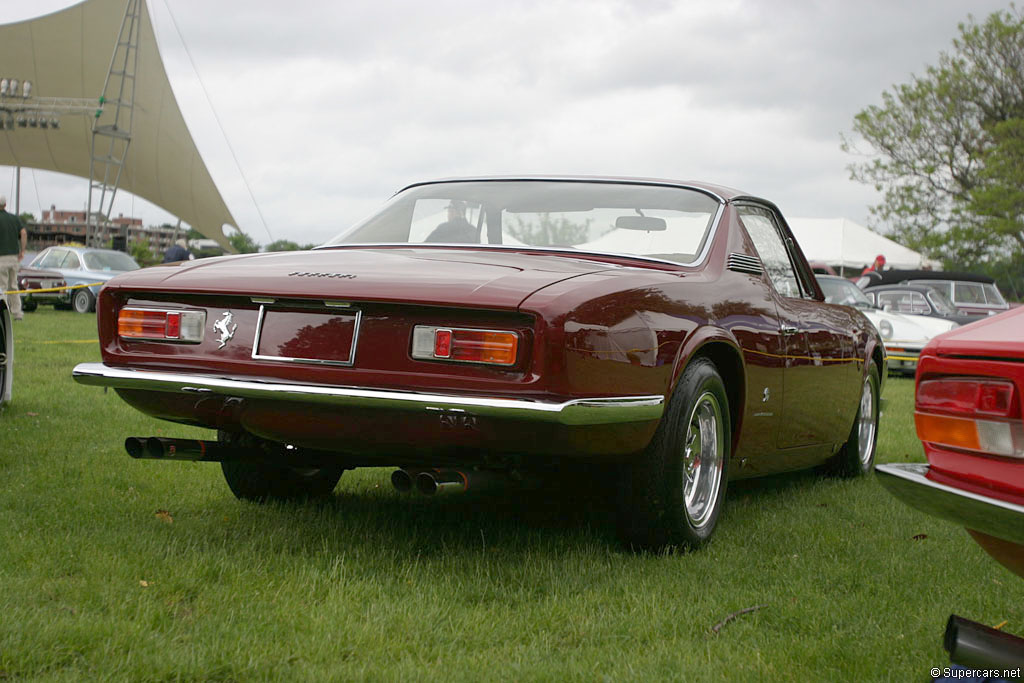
[124,437,145,459]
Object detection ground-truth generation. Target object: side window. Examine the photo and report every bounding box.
[737,206,805,298]
[61,251,82,270]
[877,292,901,310]
[957,282,986,304]
[38,249,65,268]
[909,292,929,314]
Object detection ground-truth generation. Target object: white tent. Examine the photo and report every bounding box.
[786,217,928,270]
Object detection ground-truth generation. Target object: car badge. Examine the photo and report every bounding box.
[213,311,237,349]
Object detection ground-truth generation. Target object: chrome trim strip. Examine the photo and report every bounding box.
[71,362,665,427]
[251,305,362,367]
[875,463,1024,545]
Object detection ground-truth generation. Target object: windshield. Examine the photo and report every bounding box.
[325,180,722,264]
[925,288,958,314]
[82,250,140,272]
[817,277,873,308]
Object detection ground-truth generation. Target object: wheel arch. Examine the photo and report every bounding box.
[670,328,745,453]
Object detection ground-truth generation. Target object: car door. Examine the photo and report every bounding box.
[736,204,853,449]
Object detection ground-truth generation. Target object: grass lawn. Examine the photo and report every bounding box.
[1,307,1022,681]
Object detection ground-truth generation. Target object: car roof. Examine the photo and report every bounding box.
[863,269,996,286]
[395,175,758,205]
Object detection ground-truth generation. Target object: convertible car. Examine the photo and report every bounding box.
[877,306,1024,578]
[73,177,885,550]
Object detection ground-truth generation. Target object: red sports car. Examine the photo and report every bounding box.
[73,177,885,550]
[877,306,1024,578]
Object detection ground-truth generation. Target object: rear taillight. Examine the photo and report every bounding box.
[411,326,519,366]
[916,378,1023,458]
[118,308,206,343]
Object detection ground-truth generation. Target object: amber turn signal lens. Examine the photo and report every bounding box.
[118,308,206,343]
[412,326,520,366]
[915,412,981,452]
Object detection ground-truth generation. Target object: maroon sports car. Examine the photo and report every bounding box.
[72,177,885,550]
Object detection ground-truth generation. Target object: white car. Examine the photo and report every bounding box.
[817,275,957,374]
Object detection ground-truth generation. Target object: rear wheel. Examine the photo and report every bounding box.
[217,431,344,502]
[827,364,880,477]
[20,298,36,313]
[72,288,95,314]
[618,357,730,551]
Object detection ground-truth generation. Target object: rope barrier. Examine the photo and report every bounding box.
[4,281,104,295]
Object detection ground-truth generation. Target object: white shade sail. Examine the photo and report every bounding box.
[0,0,236,250]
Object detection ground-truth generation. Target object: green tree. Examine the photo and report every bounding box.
[228,230,260,254]
[842,7,1024,267]
[265,239,305,252]
[508,213,592,246]
[129,238,159,268]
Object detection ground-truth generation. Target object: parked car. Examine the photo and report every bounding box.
[816,275,957,375]
[0,294,10,411]
[28,246,140,313]
[877,306,1024,580]
[862,284,984,326]
[858,269,1009,317]
[16,265,68,312]
[73,177,886,550]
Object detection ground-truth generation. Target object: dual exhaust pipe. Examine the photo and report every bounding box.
[125,436,228,461]
[391,468,525,497]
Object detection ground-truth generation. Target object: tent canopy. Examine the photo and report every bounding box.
[786,217,928,270]
[0,0,236,251]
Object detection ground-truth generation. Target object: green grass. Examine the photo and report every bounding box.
[1,307,1022,681]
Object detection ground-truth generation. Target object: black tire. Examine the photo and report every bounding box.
[71,288,95,314]
[217,432,344,502]
[20,298,37,313]
[618,357,731,552]
[221,460,344,502]
[827,363,881,477]
[0,304,10,409]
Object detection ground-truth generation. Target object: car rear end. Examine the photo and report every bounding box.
[876,308,1024,578]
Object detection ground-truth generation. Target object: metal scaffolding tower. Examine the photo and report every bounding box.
[87,0,141,246]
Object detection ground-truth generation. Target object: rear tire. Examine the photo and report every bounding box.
[21,298,37,313]
[217,431,344,502]
[827,364,880,477]
[618,357,731,552]
[221,460,344,502]
[72,288,95,314]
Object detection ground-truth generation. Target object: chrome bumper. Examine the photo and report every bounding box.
[72,362,665,427]
[875,463,1024,545]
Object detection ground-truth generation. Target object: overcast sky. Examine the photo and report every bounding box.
[0,0,1015,247]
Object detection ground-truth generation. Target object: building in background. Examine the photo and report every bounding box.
[27,204,183,258]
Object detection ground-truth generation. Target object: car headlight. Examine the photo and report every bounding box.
[878,320,893,340]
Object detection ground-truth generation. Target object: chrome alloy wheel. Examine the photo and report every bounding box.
[681,390,725,529]
[857,376,877,467]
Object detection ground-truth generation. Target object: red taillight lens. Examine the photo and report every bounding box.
[412,326,520,366]
[118,308,205,343]
[917,378,1018,418]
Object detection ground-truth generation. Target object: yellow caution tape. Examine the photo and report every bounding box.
[34,339,99,344]
[4,281,104,295]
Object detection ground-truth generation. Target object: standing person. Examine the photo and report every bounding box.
[0,196,26,321]
[162,238,193,263]
[861,254,886,277]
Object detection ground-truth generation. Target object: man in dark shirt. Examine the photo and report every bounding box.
[162,238,192,263]
[0,196,26,320]
[426,201,478,243]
